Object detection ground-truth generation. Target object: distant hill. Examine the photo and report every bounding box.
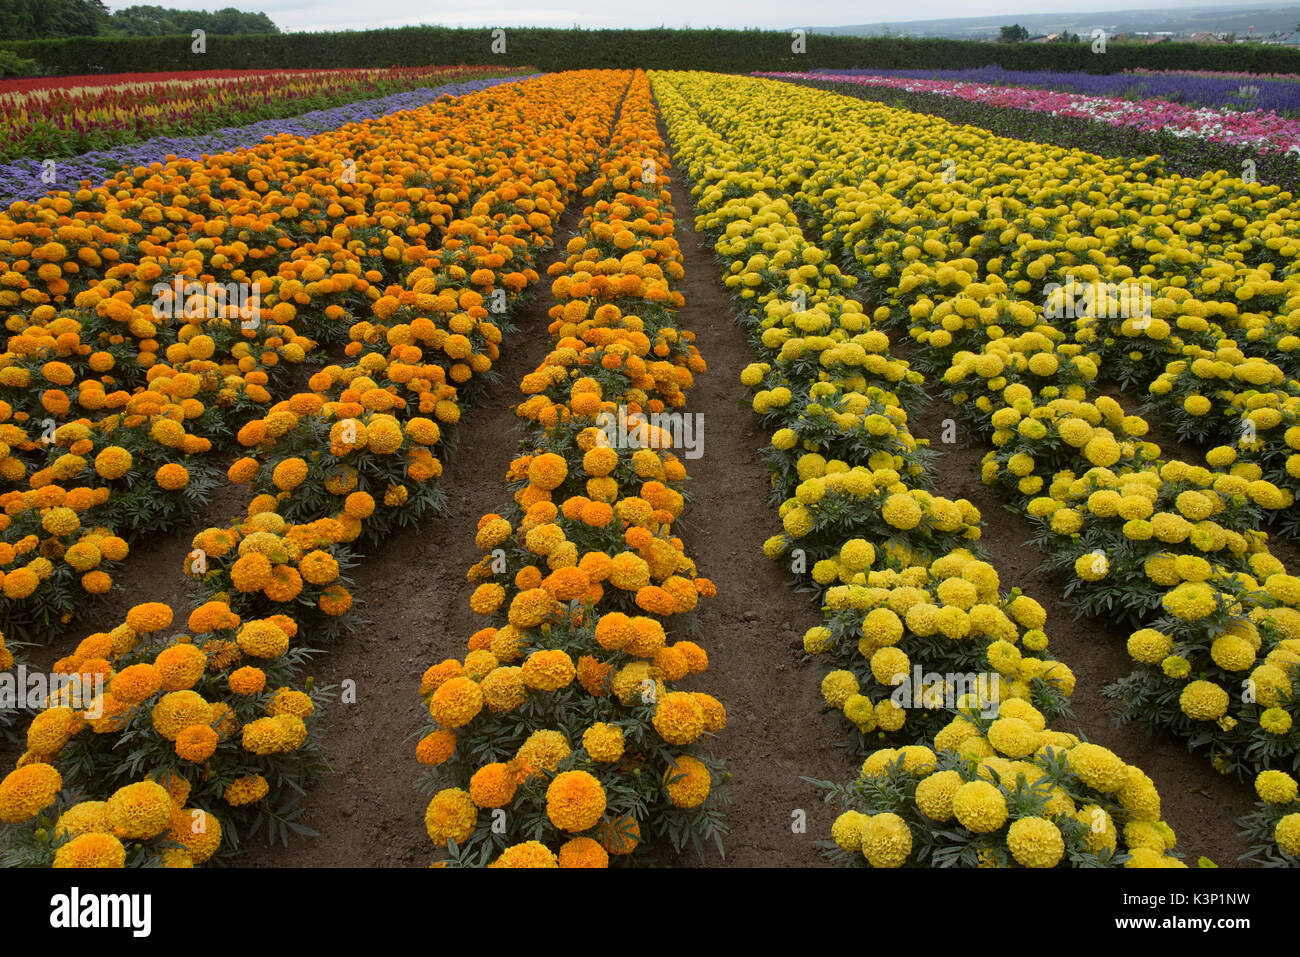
[804,5,1300,40]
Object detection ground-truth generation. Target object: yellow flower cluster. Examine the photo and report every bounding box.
[661,71,1300,789]
[834,700,1183,868]
[653,70,1201,866]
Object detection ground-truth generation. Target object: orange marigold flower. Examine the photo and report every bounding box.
[652,691,706,745]
[155,463,189,490]
[230,552,273,592]
[52,833,125,868]
[599,814,641,855]
[425,787,477,845]
[489,841,558,868]
[545,770,606,832]
[420,659,465,696]
[415,729,456,766]
[109,663,161,705]
[271,457,309,491]
[521,649,575,692]
[469,762,518,809]
[175,724,219,762]
[558,836,609,868]
[429,676,483,729]
[228,666,267,695]
[663,755,712,808]
[154,643,206,691]
[575,655,613,697]
[0,763,62,823]
[527,452,568,491]
[126,601,173,634]
[319,584,352,616]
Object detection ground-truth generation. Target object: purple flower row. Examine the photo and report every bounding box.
[763,70,1300,153]
[0,74,536,211]
[809,66,1300,117]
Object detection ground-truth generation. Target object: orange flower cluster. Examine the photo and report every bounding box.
[416,72,727,869]
[1,72,636,867]
[1,72,631,644]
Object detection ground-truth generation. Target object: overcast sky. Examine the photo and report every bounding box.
[110,0,1292,33]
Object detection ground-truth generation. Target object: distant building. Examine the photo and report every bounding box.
[1184,31,1227,43]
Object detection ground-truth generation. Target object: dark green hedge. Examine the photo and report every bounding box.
[4,27,1300,76]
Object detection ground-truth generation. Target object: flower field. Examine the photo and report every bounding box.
[1,57,1300,875]
[0,65,531,162]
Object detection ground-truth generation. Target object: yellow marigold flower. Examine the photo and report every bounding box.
[821,670,860,708]
[0,763,62,823]
[1255,770,1298,805]
[425,787,478,846]
[429,675,483,728]
[490,841,559,868]
[94,446,133,480]
[154,643,206,691]
[54,800,110,840]
[106,781,172,839]
[480,666,527,712]
[1066,742,1129,792]
[1276,814,1300,856]
[151,690,211,741]
[663,755,711,809]
[915,769,963,822]
[652,691,705,745]
[1179,680,1229,721]
[952,780,1008,833]
[861,812,912,868]
[267,687,314,720]
[222,775,270,807]
[52,833,126,869]
[241,714,307,755]
[881,492,922,530]
[583,722,625,762]
[832,810,869,851]
[1007,816,1065,868]
[521,649,575,691]
[515,729,571,778]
